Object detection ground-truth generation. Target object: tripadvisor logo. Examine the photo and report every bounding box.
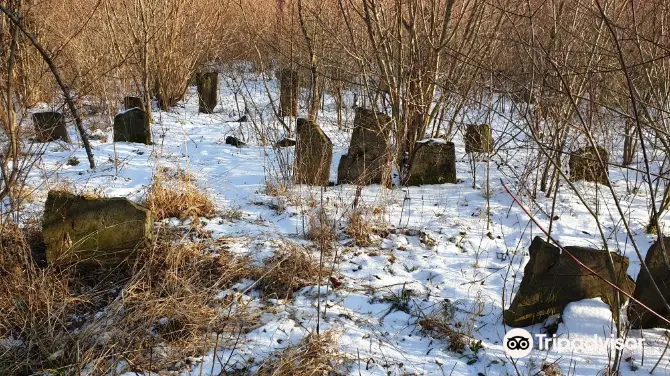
[503,328,646,358]
[503,328,533,358]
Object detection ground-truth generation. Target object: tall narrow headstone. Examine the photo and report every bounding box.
[33,112,71,143]
[197,72,218,114]
[337,108,393,187]
[279,68,299,117]
[294,118,332,186]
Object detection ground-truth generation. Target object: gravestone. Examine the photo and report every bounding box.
[407,139,457,185]
[124,96,144,111]
[294,118,332,186]
[33,112,71,143]
[504,236,635,327]
[197,72,218,114]
[628,238,670,329]
[225,136,246,147]
[276,138,296,148]
[569,146,609,185]
[279,68,299,117]
[337,108,393,187]
[465,124,493,154]
[42,190,154,268]
[114,108,151,144]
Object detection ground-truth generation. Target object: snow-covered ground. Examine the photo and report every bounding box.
[11,70,670,375]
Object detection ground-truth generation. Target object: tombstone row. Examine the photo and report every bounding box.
[292,109,611,187]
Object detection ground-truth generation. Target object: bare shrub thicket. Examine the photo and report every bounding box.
[145,167,216,220]
[2,0,670,373]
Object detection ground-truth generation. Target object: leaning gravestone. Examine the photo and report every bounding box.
[113,108,151,144]
[628,238,670,329]
[124,96,144,111]
[42,190,154,268]
[294,118,332,186]
[33,112,71,143]
[569,146,609,185]
[338,108,393,187]
[197,72,218,114]
[504,236,635,327]
[465,124,493,154]
[279,68,299,117]
[407,139,456,185]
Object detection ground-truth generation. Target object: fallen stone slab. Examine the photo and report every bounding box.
[42,191,154,268]
[504,236,634,327]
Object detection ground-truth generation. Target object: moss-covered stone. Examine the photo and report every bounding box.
[113,108,151,144]
[337,108,393,187]
[569,146,609,185]
[407,139,456,185]
[33,112,71,143]
[465,124,493,154]
[294,118,332,186]
[628,238,670,329]
[197,72,218,114]
[42,191,154,268]
[504,237,634,327]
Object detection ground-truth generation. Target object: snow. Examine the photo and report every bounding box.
[7,69,670,375]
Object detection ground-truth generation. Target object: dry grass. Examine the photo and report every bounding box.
[345,209,374,247]
[254,242,324,300]
[540,362,564,376]
[265,179,289,197]
[419,301,475,354]
[0,219,255,374]
[256,331,346,376]
[145,170,215,220]
[419,315,471,353]
[306,209,336,245]
[0,222,87,375]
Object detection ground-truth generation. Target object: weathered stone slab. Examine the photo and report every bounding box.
[197,72,218,114]
[407,139,456,185]
[123,96,144,111]
[294,118,332,186]
[33,112,71,143]
[465,124,493,154]
[337,108,393,187]
[279,68,299,117]
[569,146,609,185]
[504,236,634,327]
[42,191,154,268]
[113,108,151,144]
[628,238,670,329]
